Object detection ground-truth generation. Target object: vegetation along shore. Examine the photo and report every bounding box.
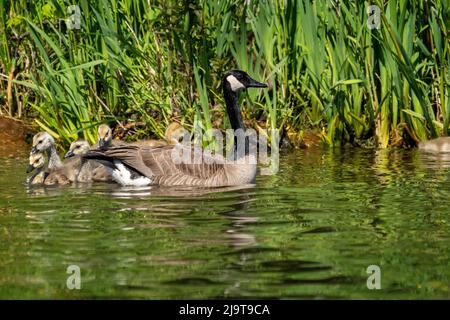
[1,0,450,151]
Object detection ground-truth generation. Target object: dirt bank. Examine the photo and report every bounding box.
[0,117,34,157]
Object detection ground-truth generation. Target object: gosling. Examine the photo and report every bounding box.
[30,133,91,183]
[96,122,186,149]
[30,132,62,168]
[418,137,450,153]
[26,153,46,185]
[26,152,70,186]
[64,139,114,183]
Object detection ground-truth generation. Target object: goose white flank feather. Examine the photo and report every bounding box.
[111,161,151,187]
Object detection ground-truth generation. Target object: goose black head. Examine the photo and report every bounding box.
[65,140,90,158]
[31,132,55,155]
[97,124,112,149]
[223,70,267,93]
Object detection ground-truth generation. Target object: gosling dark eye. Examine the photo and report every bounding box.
[38,140,43,144]
[76,146,80,149]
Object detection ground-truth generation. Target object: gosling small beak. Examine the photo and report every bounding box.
[30,146,38,154]
[26,164,35,173]
[64,150,74,158]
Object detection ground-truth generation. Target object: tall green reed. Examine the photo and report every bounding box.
[1,0,450,149]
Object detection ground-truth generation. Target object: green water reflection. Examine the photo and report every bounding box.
[0,148,449,299]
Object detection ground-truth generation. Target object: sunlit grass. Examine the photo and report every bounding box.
[1,0,449,148]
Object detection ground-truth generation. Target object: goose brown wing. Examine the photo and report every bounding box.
[85,145,161,178]
[143,145,229,186]
[85,144,229,186]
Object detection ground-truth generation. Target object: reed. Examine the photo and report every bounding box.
[1,0,449,148]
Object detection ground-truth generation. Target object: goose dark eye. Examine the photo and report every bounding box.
[38,140,43,144]
[76,145,80,149]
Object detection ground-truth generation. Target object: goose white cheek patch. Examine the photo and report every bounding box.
[227,75,245,92]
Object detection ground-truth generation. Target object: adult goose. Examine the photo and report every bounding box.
[84,70,267,187]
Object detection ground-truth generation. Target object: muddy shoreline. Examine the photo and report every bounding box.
[0,117,34,157]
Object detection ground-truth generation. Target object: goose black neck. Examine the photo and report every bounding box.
[223,82,245,131]
[222,80,250,158]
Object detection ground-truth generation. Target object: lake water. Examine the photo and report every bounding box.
[1,147,450,299]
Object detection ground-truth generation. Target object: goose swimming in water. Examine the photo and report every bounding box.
[97,122,186,149]
[29,132,72,184]
[26,152,70,185]
[97,124,120,149]
[26,152,47,185]
[134,122,187,147]
[64,140,95,182]
[64,140,91,158]
[30,132,62,168]
[418,137,450,153]
[30,133,101,183]
[64,139,114,183]
[84,70,267,187]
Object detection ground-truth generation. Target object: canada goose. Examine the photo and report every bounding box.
[97,124,121,149]
[64,139,114,183]
[30,133,91,183]
[132,122,187,147]
[64,140,91,158]
[30,132,62,168]
[26,153,46,184]
[26,152,70,185]
[29,132,74,184]
[97,122,186,149]
[84,70,267,187]
[63,140,94,182]
[418,137,450,152]
[164,122,186,145]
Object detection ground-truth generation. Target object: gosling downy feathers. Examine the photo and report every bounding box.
[29,132,71,184]
[418,137,450,153]
[96,122,186,149]
[63,140,94,183]
[64,139,114,183]
[131,122,187,147]
[26,152,70,185]
[84,70,267,187]
[26,152,47,185]
[30,134,91,183]
[30,132,62,169]
[96,124,130,150]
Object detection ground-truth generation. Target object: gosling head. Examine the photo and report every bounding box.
[223,70,267,93]
[31,132,55,155]
[64,140,91,158]
[165,122,188,145]
[97,124,112,149]
[27,152,45,173]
